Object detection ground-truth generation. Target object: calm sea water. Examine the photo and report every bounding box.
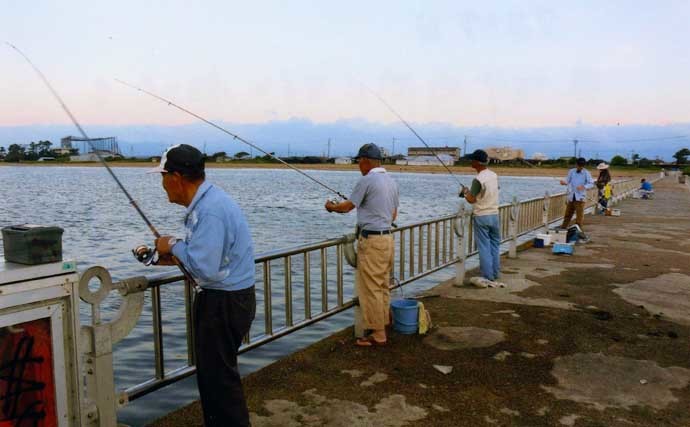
[0,165,563,419]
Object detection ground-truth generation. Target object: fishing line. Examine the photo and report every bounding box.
[114,79,349,200]
[360,83,465,189]
[6,42,196,282]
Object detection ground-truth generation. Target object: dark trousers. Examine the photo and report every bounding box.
[194,286,256,427]
[561,199,585,230]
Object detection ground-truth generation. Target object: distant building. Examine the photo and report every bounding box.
[532,152,548,161]
[37,157,56,162]
[380,147,391,158]
[334,157,353,165]
[397,154,454,166]
[407,146,460,161]
[485,147,525,162]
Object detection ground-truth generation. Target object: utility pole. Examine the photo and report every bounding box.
[573,139,578,159]
[327,138,331,159]
[392,137,396,156]
[463,135,468,157]
[288,143,291,157]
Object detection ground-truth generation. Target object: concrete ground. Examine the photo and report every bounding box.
[150,177,690,427]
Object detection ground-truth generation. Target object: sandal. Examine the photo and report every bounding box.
[355,336,387,347]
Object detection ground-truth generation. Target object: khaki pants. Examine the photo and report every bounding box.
[356,234,394,331]
[561,200,585,229]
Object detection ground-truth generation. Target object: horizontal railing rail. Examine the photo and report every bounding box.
[91,173,660,401]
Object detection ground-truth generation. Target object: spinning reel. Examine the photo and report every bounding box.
[132,245,158,266]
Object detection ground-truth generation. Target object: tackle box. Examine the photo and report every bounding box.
[1,224,64,265]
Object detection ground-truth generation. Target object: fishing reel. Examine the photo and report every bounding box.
[132,245,158,266]
[458,184,468,198]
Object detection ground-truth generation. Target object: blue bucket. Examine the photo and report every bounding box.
[391,299,419,334]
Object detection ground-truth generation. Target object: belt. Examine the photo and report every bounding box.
[360,229,391,238]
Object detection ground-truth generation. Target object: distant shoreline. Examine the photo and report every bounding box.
[0,161,655,178]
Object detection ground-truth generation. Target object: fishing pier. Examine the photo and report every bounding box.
[5,171,689,427]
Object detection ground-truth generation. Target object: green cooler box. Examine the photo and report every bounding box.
[2,224,64,265]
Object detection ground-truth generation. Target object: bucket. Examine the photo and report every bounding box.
[391,299,419,334]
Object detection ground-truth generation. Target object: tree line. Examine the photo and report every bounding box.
[0,141,79,162]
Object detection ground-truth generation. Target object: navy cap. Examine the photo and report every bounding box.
[467,149,489,164]
[576,157,586,165]
[148,144,205,175]
[354,143,383,160]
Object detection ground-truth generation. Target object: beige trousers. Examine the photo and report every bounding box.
[356,234,394,330]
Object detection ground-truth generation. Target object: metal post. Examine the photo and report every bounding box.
[151,287,165,379]
[352,243,365,338]
[304,252,311,320]
[284,256,293,327]
[454,204,467,287]
[184,278,195,365]
[543,191,550,232]
[509,196,519,259]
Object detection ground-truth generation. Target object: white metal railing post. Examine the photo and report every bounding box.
[454,204,467,286]
[78,267,147,427]
[542,191,550,232]
[352,239,365,338]
[509,196,519,259]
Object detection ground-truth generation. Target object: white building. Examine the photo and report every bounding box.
[532,152,548,161]
[485,147,525,162]
[334,157,352,165]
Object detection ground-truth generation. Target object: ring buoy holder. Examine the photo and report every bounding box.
[343,232,358,268]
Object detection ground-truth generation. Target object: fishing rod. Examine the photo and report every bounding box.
[361,84,466,192]
[6,42,197,281]
[114,79,349,201]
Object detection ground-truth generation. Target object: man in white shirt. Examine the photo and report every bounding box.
[460,149,502,288]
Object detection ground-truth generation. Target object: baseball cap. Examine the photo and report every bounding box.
[354,143,382,160]
[576,157,586,165]
[148,144,205,175]
[467,149,489,164]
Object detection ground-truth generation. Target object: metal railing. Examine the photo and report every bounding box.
[86,174,660,402]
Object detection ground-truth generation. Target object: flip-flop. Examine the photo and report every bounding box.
[355,336,387,347]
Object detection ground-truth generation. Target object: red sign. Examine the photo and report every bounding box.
[0,318,57,427]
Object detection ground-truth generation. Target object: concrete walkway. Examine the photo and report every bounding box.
[150,177,690,427]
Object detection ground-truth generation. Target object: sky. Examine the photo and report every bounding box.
[1,1,689,158]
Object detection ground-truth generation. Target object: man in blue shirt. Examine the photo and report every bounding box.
[151,144,255,427]
[640,178,654,199]
[560,157,595,232]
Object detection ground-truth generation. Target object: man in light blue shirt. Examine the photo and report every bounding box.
[151,144,255,427]
[560,157,595,231]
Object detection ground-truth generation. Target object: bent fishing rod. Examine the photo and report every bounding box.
[361,84,468,194]
[6,42,197,282]
[114,79,349,201]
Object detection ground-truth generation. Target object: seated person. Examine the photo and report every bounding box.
[639,178,653,199]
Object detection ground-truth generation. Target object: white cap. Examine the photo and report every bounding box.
[147,144,181,173]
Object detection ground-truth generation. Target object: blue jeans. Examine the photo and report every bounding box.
[474,214,501,281]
